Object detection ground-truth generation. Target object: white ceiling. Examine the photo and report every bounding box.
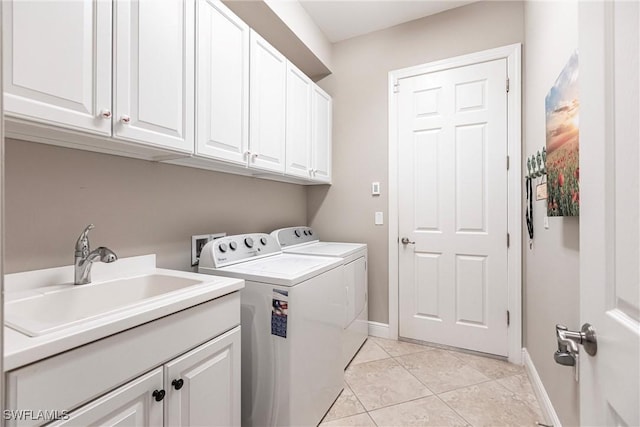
[299,0,479,43]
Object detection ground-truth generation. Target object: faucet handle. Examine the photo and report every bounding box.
[75,224,95,257]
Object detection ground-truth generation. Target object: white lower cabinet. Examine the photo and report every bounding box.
[165,327,241,427]
[6,294,241,427]
[48,327,241,427]
[50,368,164,427]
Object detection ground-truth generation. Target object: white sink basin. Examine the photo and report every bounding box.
[5,274,205,337]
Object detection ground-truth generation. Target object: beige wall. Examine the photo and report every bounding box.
[523,1,580,425]
[4,139,307,273]
[308,1,525,323]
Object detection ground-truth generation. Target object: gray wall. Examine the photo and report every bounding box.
[308,1,525,323]
[523,1,580,425]
[4,139,307,273]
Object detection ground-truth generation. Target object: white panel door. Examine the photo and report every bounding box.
[114,0,194,152]
[285,61,312,179]
[580,2,640,425]
[50,368,163,427]
[249,30,286,174]
[398,59,509,356]
[165,327,241,427]
[196,0,249,166]
[2,0,112,135]
[311,85,332,183]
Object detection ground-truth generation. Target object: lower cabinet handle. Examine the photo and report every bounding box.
[152,389,166,402]
[172,379,184,390]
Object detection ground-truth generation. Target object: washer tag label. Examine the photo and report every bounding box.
[271,290,289,338]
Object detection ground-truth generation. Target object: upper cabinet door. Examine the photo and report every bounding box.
[311,85,332,183]
[114,0,194,153]
[165,327,241,427]
[196,0,249,166]
[285,62,312,179]
[249,30,286,174]
[2,0,112,135]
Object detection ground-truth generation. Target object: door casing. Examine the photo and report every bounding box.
[388,44,522,363]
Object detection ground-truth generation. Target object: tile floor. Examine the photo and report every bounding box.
[320,337,545,427]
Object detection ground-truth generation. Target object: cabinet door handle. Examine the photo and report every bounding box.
[152,389,166,402]
[120,115,131,124]
[100,109,112,119]
[172,379,184,390]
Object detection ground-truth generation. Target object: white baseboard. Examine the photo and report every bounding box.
[368,321,390,339]
[522,348,562,427]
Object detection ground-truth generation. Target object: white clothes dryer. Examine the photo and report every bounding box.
[198,233,343,427]
[271,226,368,368]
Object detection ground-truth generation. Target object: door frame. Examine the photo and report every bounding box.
[388,44,522,363]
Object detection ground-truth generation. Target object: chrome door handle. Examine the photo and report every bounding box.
[556,323,597,356]
[401,237,415,245]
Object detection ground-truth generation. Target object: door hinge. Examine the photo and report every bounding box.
[506,78,510,93]
[507,233,510,248]
[507,310,510,326]
[507,156,510,170]
[393,81,400,93]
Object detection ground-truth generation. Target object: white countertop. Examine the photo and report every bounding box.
[4,255,244,371]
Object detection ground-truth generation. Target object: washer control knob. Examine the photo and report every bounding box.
[245,237,254,248]
[218,242,228,253]
[260,237,267,246]
[294,230,301,237]
[229,241,238,251]
[308,229,313,236]
[303,230,309,236]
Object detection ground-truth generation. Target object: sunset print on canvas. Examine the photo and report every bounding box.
[546,51,579,217]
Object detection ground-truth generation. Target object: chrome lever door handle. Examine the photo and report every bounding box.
[401,237,415,245]
[555,323,597,356]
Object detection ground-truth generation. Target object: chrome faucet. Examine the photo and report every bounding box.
[74,224,118,285]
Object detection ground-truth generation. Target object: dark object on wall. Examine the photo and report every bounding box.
[545,50,580,217]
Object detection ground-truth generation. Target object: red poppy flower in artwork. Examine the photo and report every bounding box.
[558,172,565,187]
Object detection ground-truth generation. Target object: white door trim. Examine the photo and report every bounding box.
[388,44,522,363]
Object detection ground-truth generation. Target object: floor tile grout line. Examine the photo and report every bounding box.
[433,393,476,427]
[320,383,368,424]
[390,350,496,396]
[342,378,370,420]
[492,376,547,417]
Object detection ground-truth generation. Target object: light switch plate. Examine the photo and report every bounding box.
[372,182,380,196]
[375,211,384,225]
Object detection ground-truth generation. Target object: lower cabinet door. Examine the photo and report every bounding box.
[165,326,241,427]
[49,368,164,427]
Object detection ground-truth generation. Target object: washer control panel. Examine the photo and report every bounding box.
[273,226,318,248]
[199,233,282,269]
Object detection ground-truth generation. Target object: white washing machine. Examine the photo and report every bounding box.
[198,233,344,427]
[271,226,368,368]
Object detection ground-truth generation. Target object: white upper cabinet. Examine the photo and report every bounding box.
[249,30,287,174]
[285,61,313,179]
[114,0,194,152]
[195,0,250,166]
[2,0,112,135]
[311,85,332,183]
